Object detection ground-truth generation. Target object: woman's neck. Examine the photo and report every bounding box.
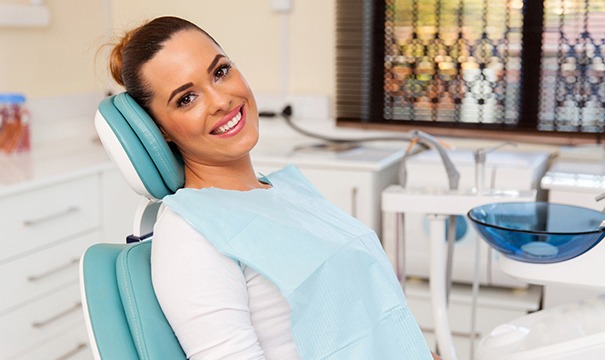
[183,156,269,191]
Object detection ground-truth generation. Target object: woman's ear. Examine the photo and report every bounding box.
[159,127,173,143]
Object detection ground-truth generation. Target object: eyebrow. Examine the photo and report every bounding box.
[207,54,225,73]
[165,54,227,105]
[167,82,194,105]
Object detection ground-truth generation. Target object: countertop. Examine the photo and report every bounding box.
[252,118,408,171]
[0,117,111,197]
[0,111,409,197]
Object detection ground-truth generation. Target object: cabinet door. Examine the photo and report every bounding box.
[9,322,91,360]
[0,283,84,359]
[0,176,100,262]
[0,233,98,313]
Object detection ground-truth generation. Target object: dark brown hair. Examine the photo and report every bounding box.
[109,16,220,111]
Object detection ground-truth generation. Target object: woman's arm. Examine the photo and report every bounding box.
[151,207,265,360]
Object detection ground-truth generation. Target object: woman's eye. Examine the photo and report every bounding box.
[214,63,232,80]
[177,93,196,108]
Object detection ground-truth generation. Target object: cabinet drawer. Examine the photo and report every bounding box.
[0,233,98,313]
[8,322,91,360]
[0,283,84,359]
[0,176,100,262]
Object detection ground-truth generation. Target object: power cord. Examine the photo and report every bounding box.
[260,105,425,147]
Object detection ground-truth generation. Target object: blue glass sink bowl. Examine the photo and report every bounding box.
[467,202,605,263]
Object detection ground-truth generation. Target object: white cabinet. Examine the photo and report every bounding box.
[0,175,99,360]
[0,166,139,360]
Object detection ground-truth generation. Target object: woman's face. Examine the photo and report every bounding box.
[142,29,259,169]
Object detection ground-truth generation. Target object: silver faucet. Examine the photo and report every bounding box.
[595,193,605,215]
[473,142,517,194]
[399,130,460,191]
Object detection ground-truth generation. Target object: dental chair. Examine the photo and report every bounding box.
[79,93,186,359]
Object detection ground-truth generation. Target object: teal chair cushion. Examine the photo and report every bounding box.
[97,93,184,199]
[82,242,186,360]
[116,241,186,359]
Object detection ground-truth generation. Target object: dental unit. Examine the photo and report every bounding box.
[384,129,605,359]
[384,131,538,360]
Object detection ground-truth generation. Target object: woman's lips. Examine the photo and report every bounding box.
[210,105,246,137]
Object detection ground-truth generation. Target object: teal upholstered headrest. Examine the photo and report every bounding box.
[96,93,184,199]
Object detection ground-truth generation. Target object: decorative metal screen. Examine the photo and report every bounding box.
[539,0,605,133]
[378,0,605,134]
[383,0,524,125]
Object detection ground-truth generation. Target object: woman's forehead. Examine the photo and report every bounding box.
[142,30,226,88]
[161,29,225,61]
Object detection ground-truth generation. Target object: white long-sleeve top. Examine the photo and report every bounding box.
[151,206,300,360]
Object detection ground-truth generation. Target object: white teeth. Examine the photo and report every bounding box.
[213,110,242,134]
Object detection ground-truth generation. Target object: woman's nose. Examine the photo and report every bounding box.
[205,87,231,114]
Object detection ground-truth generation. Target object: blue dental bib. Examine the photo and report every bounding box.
[162,165,431,359]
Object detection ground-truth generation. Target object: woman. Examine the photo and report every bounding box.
[110,16,437,360]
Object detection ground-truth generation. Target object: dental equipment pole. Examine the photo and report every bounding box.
[400,130,460,359]
[408,130,460,303]
[468,142,517,358]
[428,213,458,360]
[393,138,427,289]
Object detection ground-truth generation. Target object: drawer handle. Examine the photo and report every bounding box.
[351,186,358,218]
[27,258,80,282]
[55,342,88,360]
[23,206,81,227]
[32,302,82,329]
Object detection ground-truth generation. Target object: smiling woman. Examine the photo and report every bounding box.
[108,16,437,360]
[110,18,261,191]
[139,29,260,190]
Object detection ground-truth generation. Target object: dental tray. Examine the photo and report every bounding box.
[468,202,605,263]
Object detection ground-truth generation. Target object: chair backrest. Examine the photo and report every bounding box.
[80,242,186,360]
[80,93,186,359]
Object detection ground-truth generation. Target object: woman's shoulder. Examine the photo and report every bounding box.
[155,205,193,232]
[153,205,206,247]
[151,205,246,281]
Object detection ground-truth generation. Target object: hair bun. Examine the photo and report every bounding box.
[109,29,137,87]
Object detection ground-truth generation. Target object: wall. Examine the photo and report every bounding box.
[0,0,107,97]
[0,0,335,102]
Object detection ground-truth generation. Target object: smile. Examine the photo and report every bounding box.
[210,108,243,135]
